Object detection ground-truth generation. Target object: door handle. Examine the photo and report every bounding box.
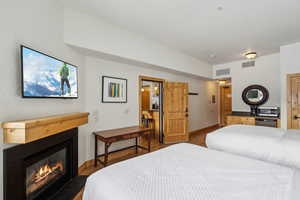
[186,113,189,117]
[294,115,300,120]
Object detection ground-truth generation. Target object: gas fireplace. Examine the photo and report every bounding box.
[26,148,67,200]
[4,128,78,200]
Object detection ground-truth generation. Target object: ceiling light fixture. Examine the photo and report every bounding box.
[245,52,257,59]
[218,80,226,85]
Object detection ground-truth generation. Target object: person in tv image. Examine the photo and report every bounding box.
[59,63,71,96]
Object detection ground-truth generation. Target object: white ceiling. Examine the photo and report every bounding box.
[62,0,300,64]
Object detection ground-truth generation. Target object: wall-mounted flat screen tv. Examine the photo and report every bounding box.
[21,46,78,98]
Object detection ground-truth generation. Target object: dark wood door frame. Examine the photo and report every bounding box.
[139,75,165,143]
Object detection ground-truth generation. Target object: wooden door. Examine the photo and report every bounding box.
[220,86,232,126]
[288,74,300,129]
[164,82,189,144]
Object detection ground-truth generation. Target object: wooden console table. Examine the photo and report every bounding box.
[93,126,153,167]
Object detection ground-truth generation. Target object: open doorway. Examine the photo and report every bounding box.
[219,80,232,126]
[139,76,165,147]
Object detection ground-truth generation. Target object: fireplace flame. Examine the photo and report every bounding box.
[34,161,64,183]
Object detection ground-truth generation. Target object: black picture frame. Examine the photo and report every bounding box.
[21,45,79,99]
[101,76,127,103]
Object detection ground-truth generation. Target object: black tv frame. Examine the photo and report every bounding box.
[21,45,79,99]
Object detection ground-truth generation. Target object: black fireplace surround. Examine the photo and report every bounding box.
[3,128,78,200]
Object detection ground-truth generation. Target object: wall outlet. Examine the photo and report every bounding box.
[92,110,99,122]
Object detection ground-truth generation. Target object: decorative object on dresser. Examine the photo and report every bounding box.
[242,85,269,115]
[102,76,127,103]
[257,106,280,117]
[1,113,89,200]
[93,126,154,167]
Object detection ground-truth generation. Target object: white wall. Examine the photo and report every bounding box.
[63,8,213,79]
[83,56,218,158]
[213,54,281,111]
[0,1,217,198]
[0,0,88,197]
[280,43,300,129]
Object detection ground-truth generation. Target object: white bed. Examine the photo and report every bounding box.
[206,125,285,162]
[206,125,300,169]
[83,143,300,200]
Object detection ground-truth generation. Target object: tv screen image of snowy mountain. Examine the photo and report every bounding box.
[21,46,78,98]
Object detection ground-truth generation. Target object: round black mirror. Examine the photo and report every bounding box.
[242,85,269,106]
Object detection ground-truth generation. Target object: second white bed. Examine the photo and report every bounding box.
[206,125,300,169]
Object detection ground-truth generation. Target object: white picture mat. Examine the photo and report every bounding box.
[102,77,127,102]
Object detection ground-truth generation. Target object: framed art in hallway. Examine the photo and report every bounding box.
[102,76,127,103]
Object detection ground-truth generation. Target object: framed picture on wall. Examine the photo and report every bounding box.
[102,76,127,103]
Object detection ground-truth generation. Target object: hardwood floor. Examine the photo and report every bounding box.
[73,124,219,200]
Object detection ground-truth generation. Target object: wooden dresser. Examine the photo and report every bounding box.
[227,112,280,128]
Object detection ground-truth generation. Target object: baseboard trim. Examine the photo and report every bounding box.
[189,124,219,135]
[78,160,94,175]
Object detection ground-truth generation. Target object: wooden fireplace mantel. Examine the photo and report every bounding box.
[1,112,89,144]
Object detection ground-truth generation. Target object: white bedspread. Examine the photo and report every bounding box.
[83,143,299,200]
